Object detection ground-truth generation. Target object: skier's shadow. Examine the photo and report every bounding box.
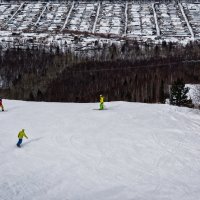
[22,137,44,147]
[93,108,109,111]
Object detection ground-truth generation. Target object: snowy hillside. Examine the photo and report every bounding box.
[1,1,200,51]
[1,100,200,200]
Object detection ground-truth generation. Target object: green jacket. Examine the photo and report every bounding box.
[18,130,28,139]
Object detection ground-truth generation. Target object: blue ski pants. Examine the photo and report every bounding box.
[17,139,23,147]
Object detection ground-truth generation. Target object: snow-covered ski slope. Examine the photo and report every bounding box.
[1,100,200,200]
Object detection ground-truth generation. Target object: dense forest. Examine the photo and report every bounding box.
[1,39,200,103]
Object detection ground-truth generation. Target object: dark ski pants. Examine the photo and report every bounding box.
[0,105,4,111]
[17,139,23,147]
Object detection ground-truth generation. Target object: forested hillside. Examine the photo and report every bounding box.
[1,40,200,102]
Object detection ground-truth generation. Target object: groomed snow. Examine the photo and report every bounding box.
[1,100,200,200]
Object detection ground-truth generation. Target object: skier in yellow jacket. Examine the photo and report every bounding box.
[99,94,104,110]
[17,129,28,147]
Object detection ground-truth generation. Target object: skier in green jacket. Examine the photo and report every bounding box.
[17,129,28,147]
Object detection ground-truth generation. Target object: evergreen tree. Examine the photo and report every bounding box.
[159,80,165,104]
[170,79,190,106]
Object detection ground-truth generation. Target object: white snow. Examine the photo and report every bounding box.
[178,3,194,39]
[1,100,200,200]
[152,3,160,36]
[187,84,200,105]
[60,1,74,32]
[35,3,49,26]
[92,2,100,34]
[7,2,25,23]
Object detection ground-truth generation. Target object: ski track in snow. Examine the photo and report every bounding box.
[1,100,200,200]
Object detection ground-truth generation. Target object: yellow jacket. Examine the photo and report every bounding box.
[18,130,28,139]
[100,96,104,103]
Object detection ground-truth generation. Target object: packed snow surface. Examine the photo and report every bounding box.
[1,100,200,200]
